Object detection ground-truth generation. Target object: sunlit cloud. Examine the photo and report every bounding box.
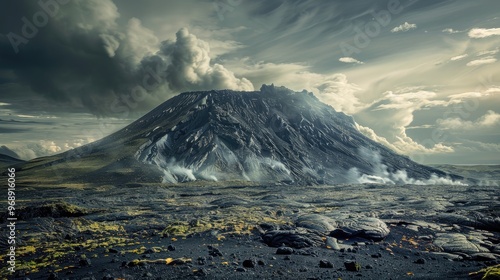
[466,56,497,66]
[450,54,468,61]
[468,27,500,38]
[391,22,417,33]
[339,57,364,64]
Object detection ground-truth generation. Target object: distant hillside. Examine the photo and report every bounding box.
[0,153,25,169]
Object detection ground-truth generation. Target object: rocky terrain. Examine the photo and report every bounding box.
[0,181,499,279]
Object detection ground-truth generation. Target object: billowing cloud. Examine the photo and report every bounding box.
[466,56,497,66]
[486,87,500,94]
[158,28,254,92]
[437,110,500,130]
[354,90,454,155]
[391,22,417,33]
[10,138,97,160]
[339,57,364,64]
[315,74,363,115]
[0,0,252,117]
[468,28,500,38]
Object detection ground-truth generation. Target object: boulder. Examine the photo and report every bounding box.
[262,228,324,248]
[296,214,337,232]
[331,217,389,241]
[434,233,489,255]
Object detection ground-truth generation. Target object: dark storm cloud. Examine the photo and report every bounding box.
[0,0,137,115]
[0,0,251,117]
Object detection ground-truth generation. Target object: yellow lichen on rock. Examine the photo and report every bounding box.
[470,264,500,280]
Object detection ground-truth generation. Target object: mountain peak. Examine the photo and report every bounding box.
[17,85,464,186]
[127,86,460,185]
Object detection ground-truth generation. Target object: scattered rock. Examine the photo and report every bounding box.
[242,259,256,268]
[257,260,266,266]
[79,258,91,267]
[295,248,316,256]
[102,275,114,280]
[325,237,340,250]
[366,264,374,269]
[319,260,334,268]
[371,253,382,258]
[197,257,207,265]
[344,260,361,272]
[414,258,426,264]
[193,268,208,276]
[108,248,119,254]
[47,272,59,280]
[276,247,294,255]
[167,245,176,251]
[208,245,223,257]
[236,267,247,272]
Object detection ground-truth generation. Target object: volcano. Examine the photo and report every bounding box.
[16,84,463,185]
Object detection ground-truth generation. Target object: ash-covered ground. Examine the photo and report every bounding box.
[1,182,499,279]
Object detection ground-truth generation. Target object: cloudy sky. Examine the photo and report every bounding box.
[0,0,499,164]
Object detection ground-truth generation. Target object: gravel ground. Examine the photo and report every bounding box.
[1,183,499,279]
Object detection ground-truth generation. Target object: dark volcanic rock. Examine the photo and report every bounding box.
[79,258,91,267]
[414,258,426,264]
[433,233,489,254]
[276,247,294,255]
[208,245,223,257]
[167,245,176,251]
[331,217,390,241]
[242,259,256,268]
[262,229,324,248]
[319,260,334,268]
[296,214,337,232]
[344,261,361,272]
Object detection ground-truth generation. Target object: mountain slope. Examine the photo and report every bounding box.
[0,154,25,169]
[16,85,464,186]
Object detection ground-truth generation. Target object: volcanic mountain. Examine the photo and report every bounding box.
[16,85,463,186]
